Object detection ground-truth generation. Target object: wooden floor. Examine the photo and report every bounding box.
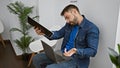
[0,40,35,68]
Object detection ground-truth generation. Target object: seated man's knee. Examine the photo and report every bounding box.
[32,54,38,64]
[46,64,57,68]
[32,53,47,65]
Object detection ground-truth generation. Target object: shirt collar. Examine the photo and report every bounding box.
[78,15,86,28]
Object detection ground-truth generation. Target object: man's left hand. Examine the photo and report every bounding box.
[63,48,77,57]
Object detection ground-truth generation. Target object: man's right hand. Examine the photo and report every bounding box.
[34,26,45,35]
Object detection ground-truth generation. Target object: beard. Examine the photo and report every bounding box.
[69,16,78,26]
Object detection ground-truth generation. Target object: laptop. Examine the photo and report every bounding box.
[41,40,66,63]
[27,16,53,37]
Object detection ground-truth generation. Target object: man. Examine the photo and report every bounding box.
[32,4,99,68]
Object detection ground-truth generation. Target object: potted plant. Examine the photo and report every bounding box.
[7,1,38,60]
[108,44,120,68]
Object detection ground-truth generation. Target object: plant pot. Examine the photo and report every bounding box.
[22,53,30,61]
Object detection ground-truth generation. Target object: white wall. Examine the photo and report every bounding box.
[115,6,120,52]
[0,0,39,55]
[0,0,120,67]
[39,0,119,68]
[38,0,56,29]
[38,0,78,29]
[76,0,120,68]
[0,0,11,40]
[113,6,120,68]
[54,0,78,27]
[38,1,119,68]
[0,0,39,40]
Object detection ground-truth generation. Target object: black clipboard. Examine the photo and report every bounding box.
[27,16,53,37]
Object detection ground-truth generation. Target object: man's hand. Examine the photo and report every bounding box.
[63,48,77,57]
[34,26,45,35]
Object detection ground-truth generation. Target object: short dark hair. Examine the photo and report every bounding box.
[61,4,80,16]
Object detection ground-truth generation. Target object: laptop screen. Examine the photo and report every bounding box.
[41,40,57,62]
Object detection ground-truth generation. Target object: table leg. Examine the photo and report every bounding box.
[0,34,6,47]
[27,53,35,67]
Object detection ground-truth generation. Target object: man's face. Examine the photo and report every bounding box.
[64,11,78,26]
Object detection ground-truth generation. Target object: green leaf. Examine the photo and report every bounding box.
[109,54,118,66]
[10,3,21,14]
[10,28,23,34]
[14,36,34,53]
[14,39,25,52]
[7,1,37,53]
[7,5,18,14]
[15,1,24,13]
[118,55,120,66]
[23,7,33,15]
[108,47,119,57]
[118,44,120,54]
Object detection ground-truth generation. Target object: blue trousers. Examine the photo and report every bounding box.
[32,52,79,68]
